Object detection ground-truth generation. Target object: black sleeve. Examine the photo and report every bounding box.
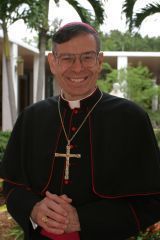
[76,195,160,240]
[3,181,42,238]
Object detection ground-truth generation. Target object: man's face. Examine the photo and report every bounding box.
[48,33,104,100]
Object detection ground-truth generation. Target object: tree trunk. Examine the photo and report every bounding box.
[36,31,47,101]
[36,0,49,102]
[2,23,17,125]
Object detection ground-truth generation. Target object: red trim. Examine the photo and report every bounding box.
[1,178,31,190]
[68,111,74,139]
[41,110,66,195]
[89,115,160,199]
[2,110,66,197]
[3,106,160,199]
[89,114,99,197]
[128,203,141,231]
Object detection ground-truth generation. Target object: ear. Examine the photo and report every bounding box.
[48,53,56,74]
[98,52,104,71]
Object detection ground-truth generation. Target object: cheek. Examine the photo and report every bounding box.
[54,68,65,79]
[55,71,68,88]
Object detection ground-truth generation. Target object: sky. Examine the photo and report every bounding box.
[8,0,160,42]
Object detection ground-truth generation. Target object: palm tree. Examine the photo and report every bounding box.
[26,0,106,102]
[122,0,137,33]
[27,0,50,102]
[122,0,160,33]
[134,2,160,28]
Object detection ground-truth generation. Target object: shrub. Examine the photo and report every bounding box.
[6,224,24,240]
[98,64,160,127]
[154,129,160,147]
[0,131,11,163]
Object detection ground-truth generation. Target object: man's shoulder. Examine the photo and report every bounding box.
[25,96,58,112]
[101,92,146,117]
[17,96,59,122]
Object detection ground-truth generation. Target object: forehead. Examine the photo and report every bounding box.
[55,33,97,54]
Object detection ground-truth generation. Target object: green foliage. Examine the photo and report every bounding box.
[85,0,105,25]
[0,204,6,212]
[131,229,160,240]
[0,0,31,28]
[124,65,153,107]
[24,0,49,32]
[100,30,160,51]
[98,64,160,127]
[65,1,92,24]
[122,0,137,32]
[23,0,106,48]
[0,131,10,162]
[97,79,110,92]
[154,129,160,147]
[100,62,112,80]
[6,224,24,240]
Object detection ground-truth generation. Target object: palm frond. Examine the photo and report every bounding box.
[67,0,93,23]
[122,0,137,32]
[67,0,105,26]
[0,0,31,26]
[135,2,160,28]
[86,0,106,24]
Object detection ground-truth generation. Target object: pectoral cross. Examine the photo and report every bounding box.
[55,143,81,181]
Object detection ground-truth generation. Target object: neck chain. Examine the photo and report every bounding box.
[58,91,103,145]
[55,91,103,182]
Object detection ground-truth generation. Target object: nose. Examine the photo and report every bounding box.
[71,56,83,72]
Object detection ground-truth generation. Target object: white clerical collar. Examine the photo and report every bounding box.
[61,88,97,109]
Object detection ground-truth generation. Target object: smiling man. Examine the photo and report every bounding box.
[48,23,103,101]
[1,22,160,240]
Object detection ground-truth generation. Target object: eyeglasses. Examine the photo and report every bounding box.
[53,51,99,68]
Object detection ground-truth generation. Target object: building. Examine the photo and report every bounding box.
[0,32,54,131]
[0,34,160,131]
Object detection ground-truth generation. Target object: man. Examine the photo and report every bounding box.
[1,22,160,240]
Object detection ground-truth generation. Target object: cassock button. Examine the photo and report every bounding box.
[73,109,78,114]
[64,179,71,185]
[71,126,77,132]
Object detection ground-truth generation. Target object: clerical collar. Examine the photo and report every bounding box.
[61,88,98,109]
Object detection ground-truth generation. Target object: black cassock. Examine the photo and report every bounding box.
[1,88,160,240]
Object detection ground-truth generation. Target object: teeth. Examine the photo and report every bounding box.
[70,78,84,82]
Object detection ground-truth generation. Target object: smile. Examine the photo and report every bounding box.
[70,77,87,83]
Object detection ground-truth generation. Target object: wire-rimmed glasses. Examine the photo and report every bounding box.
[53,51,99,68]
